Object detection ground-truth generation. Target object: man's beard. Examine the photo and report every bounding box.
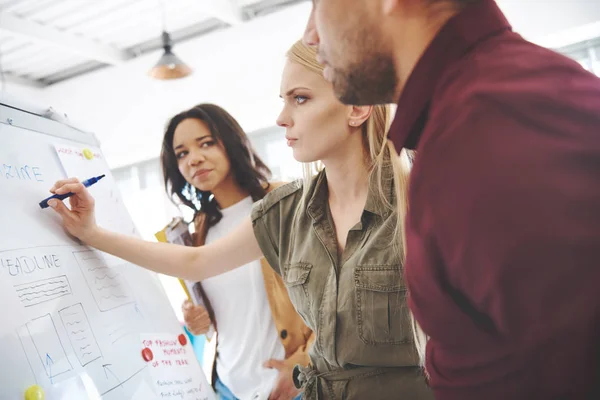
[332,53,398,106]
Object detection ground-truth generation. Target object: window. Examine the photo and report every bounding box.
[111,159,185,320]
[248,125,303,181]
[556,38,600,76]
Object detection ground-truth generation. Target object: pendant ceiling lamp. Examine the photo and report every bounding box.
[148,1,192,80]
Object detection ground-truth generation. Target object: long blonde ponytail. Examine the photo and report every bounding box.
[388,141,429,365]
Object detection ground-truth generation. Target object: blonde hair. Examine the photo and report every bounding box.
[286,40,428,364]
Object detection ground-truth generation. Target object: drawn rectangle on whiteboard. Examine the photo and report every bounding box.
[26,314,72,379]
[72,250,133,311]
[14,275,72,307]
[59,303,101,366]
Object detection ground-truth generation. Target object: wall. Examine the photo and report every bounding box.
[499,0,600,46]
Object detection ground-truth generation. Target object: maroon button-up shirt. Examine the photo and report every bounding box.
[389,1,600,399]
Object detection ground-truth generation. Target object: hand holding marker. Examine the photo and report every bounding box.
[39,175,105,209]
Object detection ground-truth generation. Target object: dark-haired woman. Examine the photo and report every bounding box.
[161,104,312,400]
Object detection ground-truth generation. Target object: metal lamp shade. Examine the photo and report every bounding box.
[148,49,192,80]
[148,31,192,80]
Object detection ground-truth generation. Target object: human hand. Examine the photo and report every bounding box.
[182,300,211,335]
[48,177,99,243]
[264,359,301,400]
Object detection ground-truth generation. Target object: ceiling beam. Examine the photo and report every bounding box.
[2,72,47,89]
[200,0,245,26]
[0,12,133,65]
[44,19,227,85]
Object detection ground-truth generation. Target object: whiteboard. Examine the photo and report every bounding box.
[0,101,214,400]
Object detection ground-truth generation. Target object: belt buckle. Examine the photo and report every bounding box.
[292,364,303,389]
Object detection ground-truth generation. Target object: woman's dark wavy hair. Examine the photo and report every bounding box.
[160,104,271,227]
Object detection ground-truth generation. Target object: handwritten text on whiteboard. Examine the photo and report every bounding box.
[141,334,214,400]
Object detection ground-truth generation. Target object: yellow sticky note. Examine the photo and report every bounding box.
[83,148,94,160]
[24,385,45,400]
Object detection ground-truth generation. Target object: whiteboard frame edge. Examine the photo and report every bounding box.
[0,103,100,147]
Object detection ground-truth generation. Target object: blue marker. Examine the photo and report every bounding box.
[39,174,105,209]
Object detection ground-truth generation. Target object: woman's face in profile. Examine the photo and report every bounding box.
[277,60,352,164]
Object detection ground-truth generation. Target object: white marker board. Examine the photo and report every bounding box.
[0,98,215,400]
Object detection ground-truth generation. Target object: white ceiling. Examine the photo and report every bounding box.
[0,0,307,87]
[2,0,599,89]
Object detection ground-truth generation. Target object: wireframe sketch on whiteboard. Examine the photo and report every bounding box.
[59,303,102,366]
[18,314,73,383]
[14,275,73,307]
[101,302,145,350]
[0,100,216,400]
[72,249,134,311]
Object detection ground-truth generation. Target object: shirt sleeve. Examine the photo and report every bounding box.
[251,180,303,275]
[414,95,600,349]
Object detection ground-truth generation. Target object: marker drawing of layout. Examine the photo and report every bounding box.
[99,365,148,398]
[17,314,72,383]
[72,250,133,311]
[103,303,145,347]
[59,303,101,366]
[14,275,72,307]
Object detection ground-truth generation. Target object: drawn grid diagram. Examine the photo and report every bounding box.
[106,320,134,346]
[17,314,72,383]
[59,303,101,366]
[14,275,72,307]
[72,250,133,311]
[101,302,144,348]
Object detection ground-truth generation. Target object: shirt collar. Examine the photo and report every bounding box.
[306,162,394,224]
[306,171,328,224]
[388,0,512,150]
